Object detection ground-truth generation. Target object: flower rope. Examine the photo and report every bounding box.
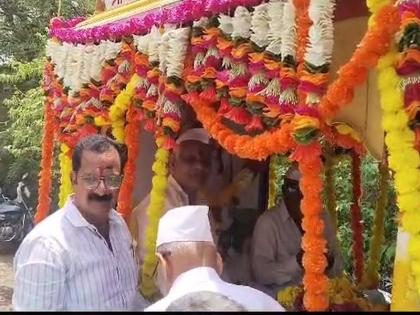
[116,105,142,223]
[58,143,73,208]
[291,142,329,311]
[318,3,400,120]
[109,73,141,143]
[140,146,170,298]
[35,66,56,224]
[378,47,420,308]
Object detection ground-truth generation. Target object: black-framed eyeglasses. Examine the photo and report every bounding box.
[80,174,123,190]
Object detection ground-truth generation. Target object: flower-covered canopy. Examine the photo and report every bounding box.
[38,0,420,311]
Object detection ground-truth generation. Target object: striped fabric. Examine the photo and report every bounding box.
[12,197,146,311]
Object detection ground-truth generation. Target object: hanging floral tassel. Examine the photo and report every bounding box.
[291,142,329,311]
[140,146,170,298]
[58,143,73,208]
[34,95,56,224]
[360,154,389,290]
[117,106,141,223]
[350,150,364,283]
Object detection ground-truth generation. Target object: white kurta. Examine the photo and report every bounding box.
[251,201,344,297]
[145,267,285,311]
[131,176,209,267]
[13,197,146,311]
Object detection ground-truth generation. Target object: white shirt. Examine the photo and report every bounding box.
[145,267,285,311]
[12,197,146,311]
[251,201,343,297]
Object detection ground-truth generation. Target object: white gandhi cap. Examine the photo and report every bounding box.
[156,205,215,248]
[176,128,211,145]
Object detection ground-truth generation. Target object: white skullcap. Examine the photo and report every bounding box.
[176,128,211,145]
[156,205,214,248]
[285,164,301,181]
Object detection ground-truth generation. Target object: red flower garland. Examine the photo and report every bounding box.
[351,150,364,283]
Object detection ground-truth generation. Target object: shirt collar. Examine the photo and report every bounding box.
[169,267,221,296]
[64,195,123,228]
[168,175,189,204]
[277,200,292,223]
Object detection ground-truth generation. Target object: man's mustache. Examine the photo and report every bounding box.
[88,194,113,203]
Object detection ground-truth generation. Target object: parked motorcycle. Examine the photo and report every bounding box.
[0,174,34,246]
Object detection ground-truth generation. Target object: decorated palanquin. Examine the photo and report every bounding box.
[37,0,420,311]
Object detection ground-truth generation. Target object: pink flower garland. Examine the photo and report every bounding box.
[49,0,264,44]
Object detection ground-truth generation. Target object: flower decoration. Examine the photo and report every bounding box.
[140,147,170,298]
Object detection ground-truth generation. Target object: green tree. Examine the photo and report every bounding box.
[0,0,94,209]
[0,0,95,62]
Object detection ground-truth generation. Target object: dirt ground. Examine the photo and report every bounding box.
[0,245,15,311]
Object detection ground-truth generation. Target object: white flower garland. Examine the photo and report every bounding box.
[280,0,297,61]
[266,0,285,56]
[305,0,336,67]
[166,27,191,78]
[159,30,174,73]
[232,6,252,40]
[46,39,122,90]
[218,14,233,35]
[193,17,209,29]
[148,25,162,64]
[133,34,151,54]
[251,3,270,48]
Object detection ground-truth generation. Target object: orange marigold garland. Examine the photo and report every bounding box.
[184,92,295,160]
[116,105,142,223]
[319,3,400,120]
[35,64,56,224]
[350,150,364,283]
[291,142,329,311]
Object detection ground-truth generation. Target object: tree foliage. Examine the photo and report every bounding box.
[0,0,95,209]
[0,0,95,62]
[334,155,397,291]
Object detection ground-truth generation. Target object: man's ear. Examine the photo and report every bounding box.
[156,252,170,285]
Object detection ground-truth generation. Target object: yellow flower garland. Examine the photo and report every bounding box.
[140,146,170,298]
[58,143,73,208]
[377,47,420,307]
[109,73,141,143]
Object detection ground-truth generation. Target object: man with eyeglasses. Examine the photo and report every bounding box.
[250,163,343,298]
[12,134,147,311]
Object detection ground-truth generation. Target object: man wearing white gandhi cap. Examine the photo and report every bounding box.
[145,205,285,311]
[251,163,344,298]
[131,128,213,269]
